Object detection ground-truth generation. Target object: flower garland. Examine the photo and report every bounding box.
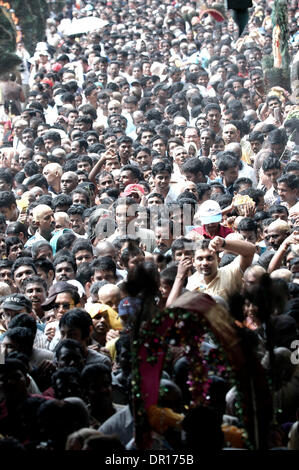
[131,306,253,449]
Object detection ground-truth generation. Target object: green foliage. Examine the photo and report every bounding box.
[261,54,274,71]
[0,52,21,75]
[267,0,291,91]
[11,0,49,55]
[264,67,291,93]
[0,6,21,74]
[0,6,16,52]
[271,0,290,70]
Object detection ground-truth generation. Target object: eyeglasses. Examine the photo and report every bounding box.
[53,303,72,310]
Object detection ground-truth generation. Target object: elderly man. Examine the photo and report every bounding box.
[25,205,56,247]
[43,163,63,195]
[265,219,291,252]
[172,146,190,182]
[54,212,71,231]
[225,142,257,187]
[242,265,266,294]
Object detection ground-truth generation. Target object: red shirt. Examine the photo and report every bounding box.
[192,224,234,240]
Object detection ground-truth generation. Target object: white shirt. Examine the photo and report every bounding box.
[239,161,258,188]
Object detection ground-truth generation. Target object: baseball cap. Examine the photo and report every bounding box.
[41,281,80,310]
[120,184,145,197]
[41,78,54,88]
[2,294,32,312]
[52,62,62,72]
[198,200,222,225]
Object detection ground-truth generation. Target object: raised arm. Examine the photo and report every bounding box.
[268,231,299,273]
[209,236,256,273]
[166,258,193,308]
[88,149,117,184]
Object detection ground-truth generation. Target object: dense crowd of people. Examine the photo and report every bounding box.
[0,0,299,453]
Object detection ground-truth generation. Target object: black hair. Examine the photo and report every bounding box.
[67,204,86,217]
[5,236,23,257]
[59,308,92,340]
[12,257,36,278]
[181,158,204,176]
[262,156,281,172]
[91,257,116,276]
[216,154,238,171]
[34,257,54,275]
[152,162,172,177]
[54,338,84,359]
[268,205,289,216]
[6,222,28,239]
[0,168,13,187]
[52,194,73,211]
[71,239,93,257]
[53,251,76,271]
[233,177,253,192]
[248,131,264,143]
[8,313,37,338]
[81,363,111,385]
[239,188,265,206]
[0,191,16,208]
[22,274,47,293]
[4,326,34,357]
[56,232,77,253]
[237,217,258,234]
[277,173,299,190]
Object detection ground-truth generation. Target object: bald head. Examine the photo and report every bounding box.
[268,219,290,233]
[225,142,242,160]
[61,171,78,194]
[98,283,121,311]
[32,204,53,222]
[267,219,290,250]
[223,124,239,144]
[95,241,116,260]
[32,204,55,237]
[43,163,63,176]
[54,212,71,230]
[243,265,266,293]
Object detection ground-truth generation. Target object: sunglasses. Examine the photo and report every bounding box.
[53,303,72,310]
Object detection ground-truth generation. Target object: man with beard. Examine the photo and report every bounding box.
[265,219,291,252]
[249,68,266,99]
[53,254,77,283]
[199,128,215,157]
[88,304,111,349]
[154,219,174,256]
[0,260,15,292]
[204,103,222,136]
[186,237,255,301]
[118,165,141,193]
[25,205,56,248]
[117,136,133,165]
[5,237,24,261]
